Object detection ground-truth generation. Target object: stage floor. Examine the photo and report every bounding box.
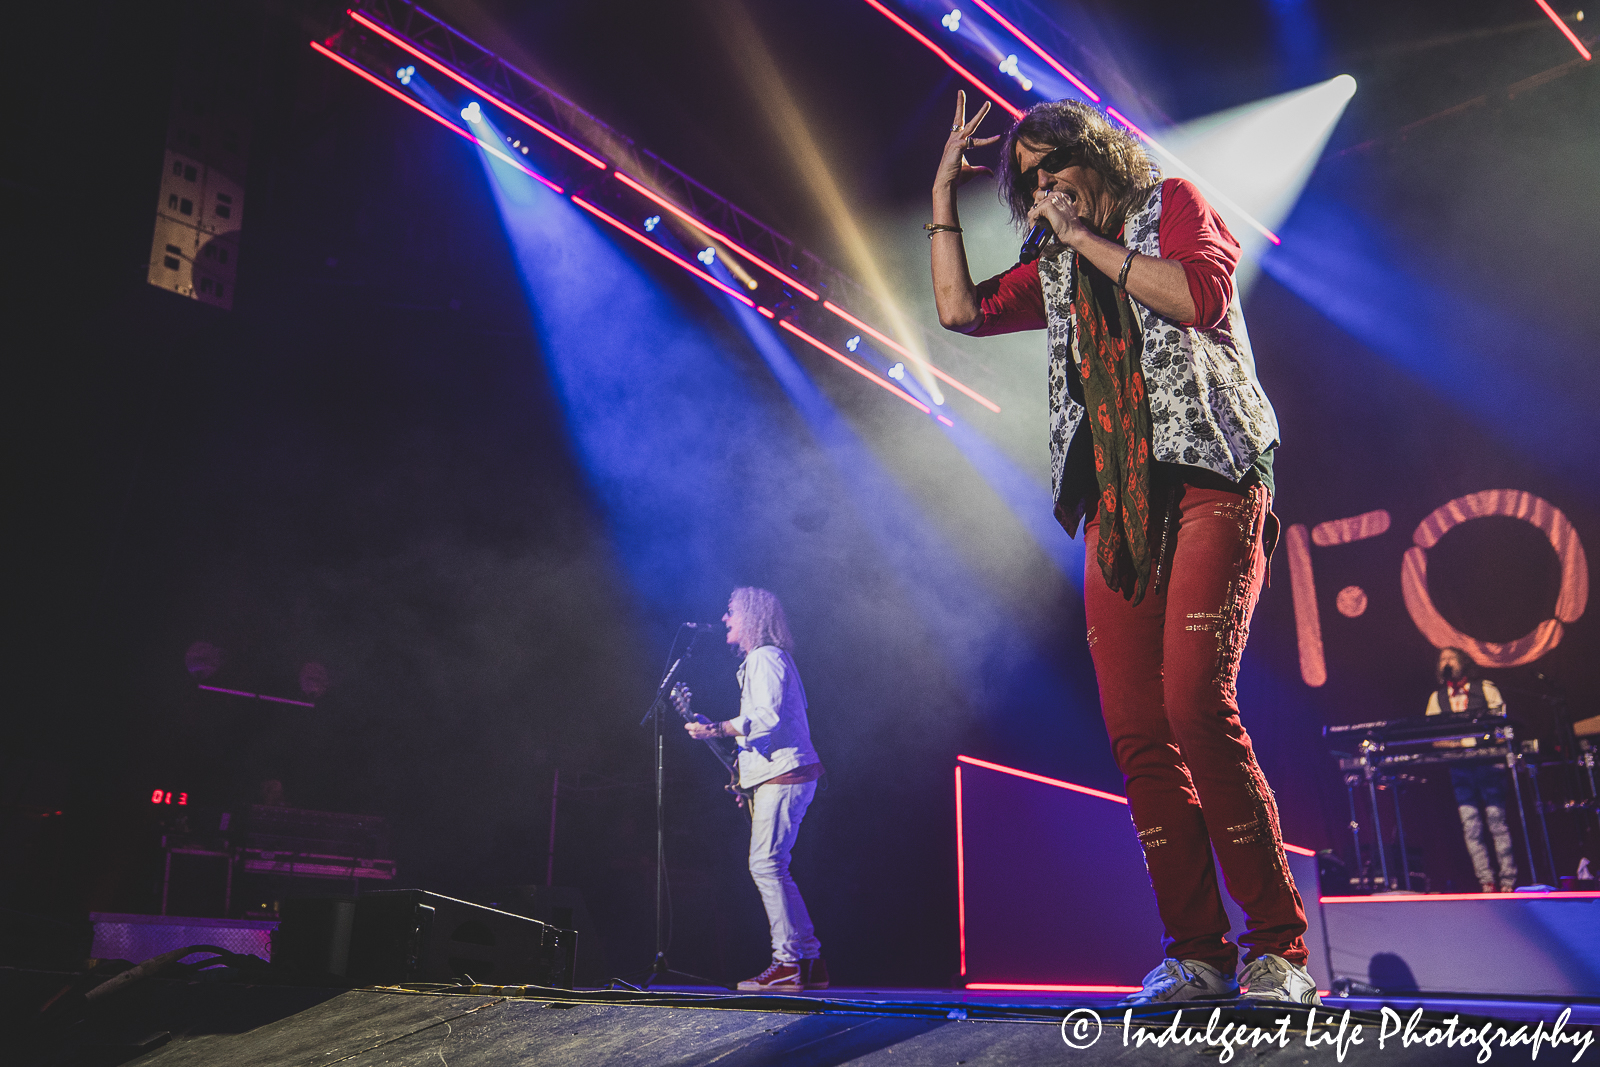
[647,983,1600,1025]
[12,970,1600,1066]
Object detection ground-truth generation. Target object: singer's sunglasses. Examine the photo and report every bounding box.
[1015,145,1079,192]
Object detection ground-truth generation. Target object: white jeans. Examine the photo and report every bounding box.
[748,780,820,962]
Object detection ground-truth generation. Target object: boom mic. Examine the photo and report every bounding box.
[684,622,722,631]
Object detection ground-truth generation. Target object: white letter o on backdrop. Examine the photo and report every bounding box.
[1401,490,1588,667]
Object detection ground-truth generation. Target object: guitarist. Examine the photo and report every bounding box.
[684,586,828,992]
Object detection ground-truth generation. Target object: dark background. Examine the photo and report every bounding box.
[4,0,1597,987]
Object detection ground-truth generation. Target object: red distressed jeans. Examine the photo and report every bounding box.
[1084,479,1308,970]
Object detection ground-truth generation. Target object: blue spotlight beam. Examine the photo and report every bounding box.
[324,1,1007,420]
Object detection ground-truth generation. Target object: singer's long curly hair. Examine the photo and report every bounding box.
[730,586,795,654]
[999,100,1160,231]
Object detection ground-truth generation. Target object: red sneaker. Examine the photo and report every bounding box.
[737,960,803,991]
[800,957,829,989]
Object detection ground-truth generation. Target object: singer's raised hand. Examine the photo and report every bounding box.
[933,91,1000,192]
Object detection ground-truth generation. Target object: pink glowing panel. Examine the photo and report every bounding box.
[955,765,967,975]
[1531,0,1593,59]
[777,321,932,413]
[1283,523,1326,688]
[857,0,1024,119]
[966,982,1141,993]
[1402,490,1588,668]
[310,42,563,193]
[346,10,608,168]
[1311,509,1390,547]
[969,0,1100,102]
[613,172,820,301]
[821,300,1001,413]
[571,196,757,308]
[957,754,1317,856]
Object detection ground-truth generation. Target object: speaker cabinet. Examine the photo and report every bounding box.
[276,890,575,988]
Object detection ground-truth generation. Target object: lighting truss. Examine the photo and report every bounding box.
[862,0,1286,246]
[316,1,1003,420]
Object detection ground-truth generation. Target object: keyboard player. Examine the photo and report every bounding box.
[1425,647,1518,892]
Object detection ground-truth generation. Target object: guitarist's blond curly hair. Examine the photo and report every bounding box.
[730,586,794,653]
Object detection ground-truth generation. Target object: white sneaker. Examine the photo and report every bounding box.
[1239,954,1321,1004]
[1120,958,1240,1005]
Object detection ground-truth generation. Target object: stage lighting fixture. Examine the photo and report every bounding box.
[311,42,564,193]
[697,247,716,265]
[858,0,1023,118]
[888,361,905,379]
[997,54,1033,93]
[643,215,661,231]
[396,65,415,85]
[942,9,961,31]
[968,0,1099,102]
[821,300,1002,413]
[613,171,821,300]
[571,196,756,308]
[846,335,862,351]
[777,320,932,414]
[1533,0,1593,58]
[461,101,483,124]
[347,10,607,169]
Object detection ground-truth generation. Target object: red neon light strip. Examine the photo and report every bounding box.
[571,197,756,307]
[347,10,609,168]
[957,754,1128,804]
[967,982,1143,993]
[778,321,932,413]
[937,414,954,427]
[968,0,1099,102]
[822,300,1001,413]
[198,684,315,708]
[1531,0,1593,59]
[614,172,820,301]
[311,42,563,193]
[1322,891,1600,903]
[957,754,1317,855]
[857,0,1023,119]
[955,765,967,976]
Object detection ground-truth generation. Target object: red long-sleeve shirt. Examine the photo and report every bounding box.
[966,178,1240,334]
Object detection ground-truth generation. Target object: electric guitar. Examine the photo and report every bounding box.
[670,683,754,820]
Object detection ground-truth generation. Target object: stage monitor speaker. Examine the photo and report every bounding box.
[275,891,575,988]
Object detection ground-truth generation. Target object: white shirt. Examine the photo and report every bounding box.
[732,645,819,788]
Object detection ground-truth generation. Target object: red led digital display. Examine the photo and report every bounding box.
[150,789,189,806]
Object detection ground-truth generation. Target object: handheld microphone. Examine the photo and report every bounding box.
[1020,190,1074,264]
[1019,220,1051,264]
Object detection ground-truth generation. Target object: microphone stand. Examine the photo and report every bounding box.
[634,628,723,989]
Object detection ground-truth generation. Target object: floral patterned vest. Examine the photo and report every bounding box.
[1036,183,1280,532]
